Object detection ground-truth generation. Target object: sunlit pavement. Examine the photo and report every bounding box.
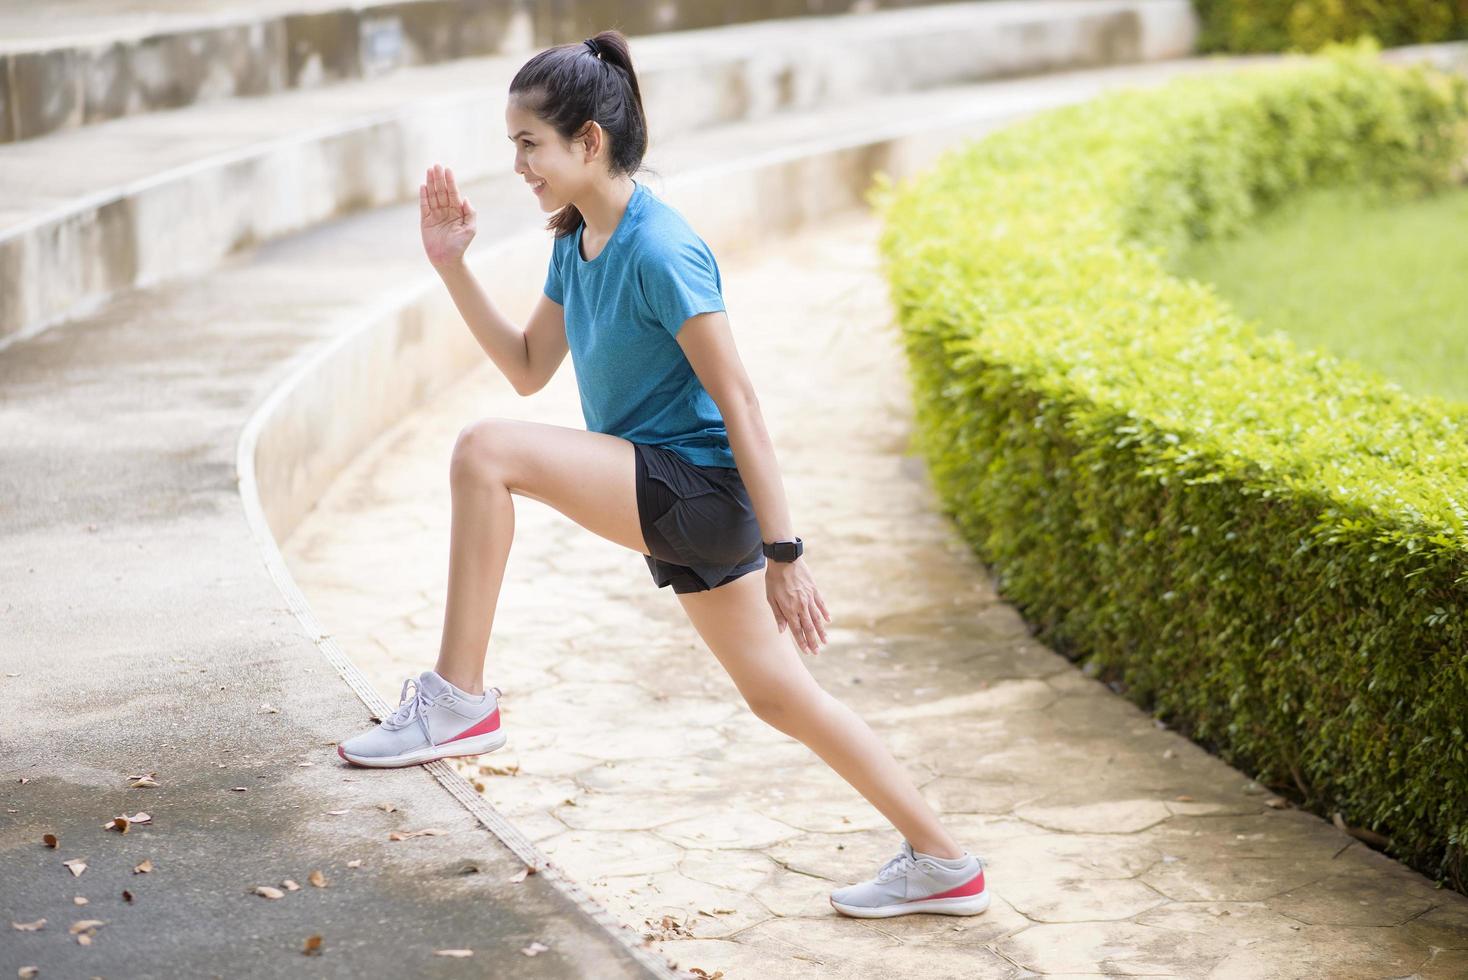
[285,208,1468,978]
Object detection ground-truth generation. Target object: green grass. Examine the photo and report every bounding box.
[1171,182,1468,406]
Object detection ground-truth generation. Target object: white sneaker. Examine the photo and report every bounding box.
[336,670,506,768]
[829,840,990,918]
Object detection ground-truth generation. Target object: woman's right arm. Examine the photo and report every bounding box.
[422,163,546,394]
[433,257,535,394]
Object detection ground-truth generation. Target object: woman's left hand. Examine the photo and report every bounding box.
[765,557,832,655]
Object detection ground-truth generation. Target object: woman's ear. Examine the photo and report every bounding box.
[576,120,602,163]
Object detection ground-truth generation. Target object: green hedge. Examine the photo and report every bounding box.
[871,38,1468,890]
[1193,0,1468,54]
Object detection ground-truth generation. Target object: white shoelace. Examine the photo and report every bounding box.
[381,677,502,746]
[874,851,919,883]
[381,677,435,744]
[874,848,984,883]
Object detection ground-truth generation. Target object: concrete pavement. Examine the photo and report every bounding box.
[285,207,1468,978]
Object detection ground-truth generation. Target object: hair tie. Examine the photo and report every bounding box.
[582,37,601,58]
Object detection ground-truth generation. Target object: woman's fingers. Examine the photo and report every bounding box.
[444,166,461,208]
[806,598,828,645]
[780,597,810,654]
[423,164,470,219]
[815,590,832,624]
[797,603,820,654]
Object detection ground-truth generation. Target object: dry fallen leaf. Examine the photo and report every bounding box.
[133,859,153,874]
[260,703,279,714]
[434,949,474,958]
[18,967,38,978]
[69,919,106,935]
[281,880,300,892]
[375,802,397,813]
[346,859,363,869]
[77,933,93,946]
[688,969,725,979]
[103,817,130,834]
[509,864,538,883]
[519,941,549,957]
[254,886,285,900]
[42,833,58,848]
[231,787,249,792]
[308,870,327,888]
[73,896,88,906]
[121,890,134,903]
[130,776,159,789]
[303,934,323,956]
[63,859,87,878]
[643,913,696,941]
[16,774,28,781]
[11,918,46,932]
[324,809,348,816]
[387,828,445,841]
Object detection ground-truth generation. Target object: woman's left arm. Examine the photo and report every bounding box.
[675,311,832,656]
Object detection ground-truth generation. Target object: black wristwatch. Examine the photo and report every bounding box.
[762,536,803,562]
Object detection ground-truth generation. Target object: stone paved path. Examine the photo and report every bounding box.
[283,206,1468,978]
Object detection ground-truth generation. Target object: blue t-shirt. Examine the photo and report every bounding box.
[542,179,734,468]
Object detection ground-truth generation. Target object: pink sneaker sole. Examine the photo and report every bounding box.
[830,888,991,918]
[336,727,507,768]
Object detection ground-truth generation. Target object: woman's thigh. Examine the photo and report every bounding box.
[675,569,824,714]
[452,418,650,558]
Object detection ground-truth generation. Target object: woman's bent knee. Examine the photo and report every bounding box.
[450,418,507,486]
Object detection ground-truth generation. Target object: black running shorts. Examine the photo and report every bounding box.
[633,442,766,594]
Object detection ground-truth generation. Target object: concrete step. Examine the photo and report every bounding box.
[0,0,1199,348]
[0,0,958,145]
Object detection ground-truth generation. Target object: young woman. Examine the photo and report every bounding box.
[336,30,989,919]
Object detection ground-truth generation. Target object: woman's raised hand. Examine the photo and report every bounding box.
[420,164,476,270]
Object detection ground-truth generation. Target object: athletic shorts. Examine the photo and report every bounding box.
[633,441,766,594]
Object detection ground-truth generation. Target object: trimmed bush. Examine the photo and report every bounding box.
[871,37,1468,890]
[1193,0,1468,54]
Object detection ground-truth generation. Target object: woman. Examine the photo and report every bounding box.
[337,30,989,919]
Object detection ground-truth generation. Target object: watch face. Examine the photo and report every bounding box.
[765,538,802,561]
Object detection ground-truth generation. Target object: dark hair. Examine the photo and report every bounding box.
[509,29,655,239]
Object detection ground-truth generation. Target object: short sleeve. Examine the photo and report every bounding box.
[637,236,725,338]
[543,237,564,305]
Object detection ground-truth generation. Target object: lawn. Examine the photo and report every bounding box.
[1170,182,1468,406]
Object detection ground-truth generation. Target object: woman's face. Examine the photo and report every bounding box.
[505,98,593,212]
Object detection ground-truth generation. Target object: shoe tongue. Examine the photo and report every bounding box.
[417,670,452,698]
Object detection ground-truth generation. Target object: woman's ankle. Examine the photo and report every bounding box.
[433,667,484,697]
